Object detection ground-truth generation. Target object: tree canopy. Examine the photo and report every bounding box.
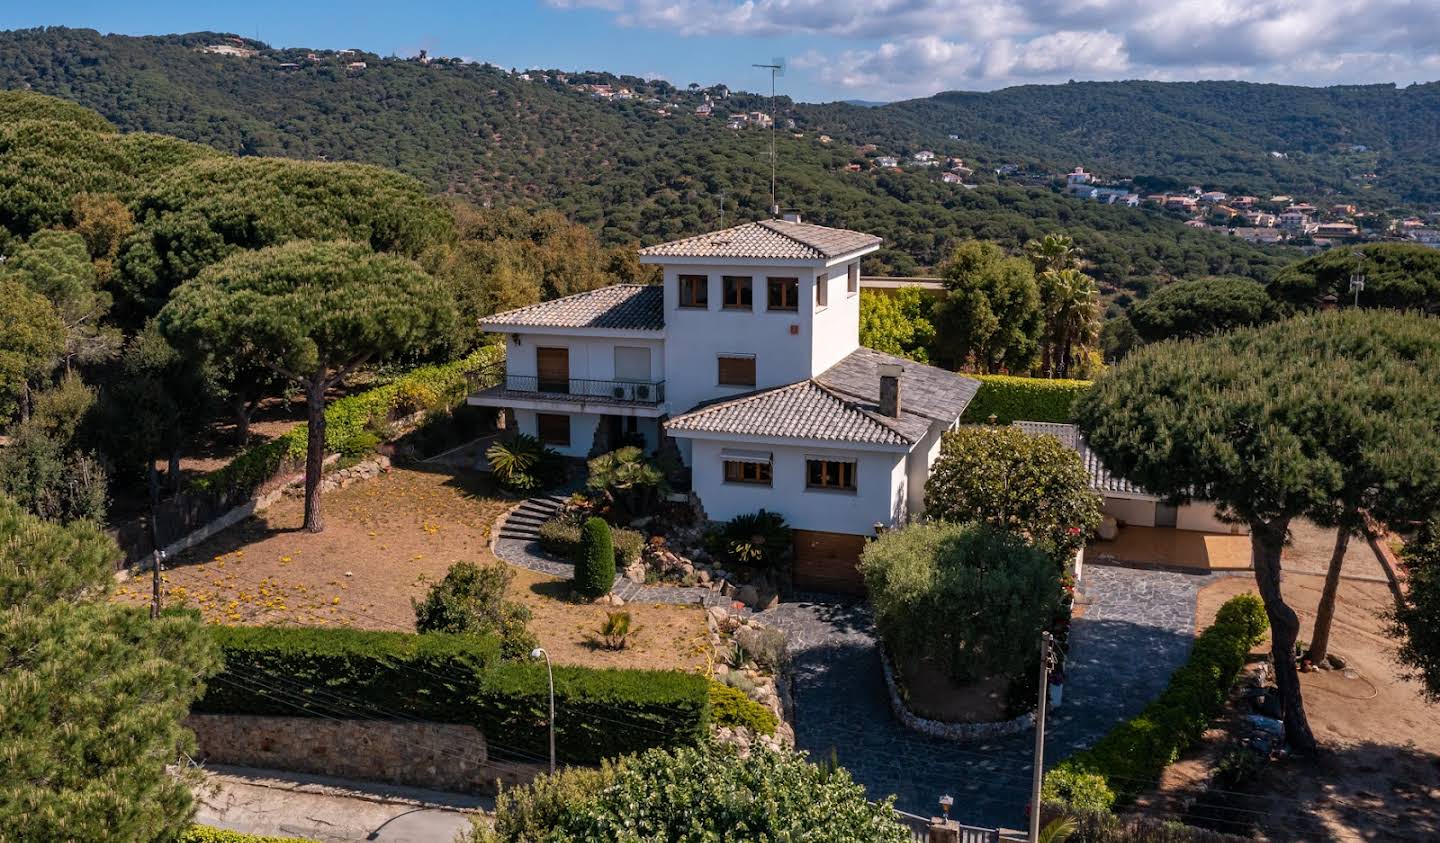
[1269,243,1440,314]
[0,278,64,421]
[933,241,1043,373]
[1390,518,1440,702]
[858,288,936,363]
[1127,275,1279,344]
[1074,309,1440,752]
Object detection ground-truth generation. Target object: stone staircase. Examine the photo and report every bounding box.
[496,494,568,543]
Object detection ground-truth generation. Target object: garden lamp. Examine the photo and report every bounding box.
[531,647,555,774]
[939,794,953,819]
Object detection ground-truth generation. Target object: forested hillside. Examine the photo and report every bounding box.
[0,27,1294,300]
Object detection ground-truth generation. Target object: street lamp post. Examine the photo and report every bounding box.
[531,647,555,774]
[1028,631,1056,843]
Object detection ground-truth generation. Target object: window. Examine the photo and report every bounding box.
[722,276,753,310]
[536,413,570,447]
[816,272,829,308]
[717,354,756,387]
[724,460,772,485]
[806,459,856,491]
[767,277,799,311]
[847,263,859,295]
[613,346,651,382]
[679,274,708,308]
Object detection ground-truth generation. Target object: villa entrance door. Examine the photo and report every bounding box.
[536,347,569,393]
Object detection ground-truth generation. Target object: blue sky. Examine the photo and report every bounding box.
[4,1,1437,102]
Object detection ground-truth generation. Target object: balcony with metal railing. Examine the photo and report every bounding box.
[467,370,666,408]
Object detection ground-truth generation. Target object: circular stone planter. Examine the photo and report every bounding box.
[878,649,1035,742]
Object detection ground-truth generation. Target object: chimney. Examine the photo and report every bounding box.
[781,209,802,224]
[878,363,903,418]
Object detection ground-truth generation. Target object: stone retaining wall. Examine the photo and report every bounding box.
[878,650,1035,742]
[187,713,544,794]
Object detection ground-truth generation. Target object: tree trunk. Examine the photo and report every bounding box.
[167,451,183,493]
[302,377,327,533]
[233,397,254,446]
[1251,517,1318,754]
[1306,526,1350,665]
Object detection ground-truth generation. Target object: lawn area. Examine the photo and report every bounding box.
[115,467,709,672]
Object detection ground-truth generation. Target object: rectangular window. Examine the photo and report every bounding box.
[717,354,756,387]
[816,272,829,308]
[678,274,708,308]
[613,346,651,382]
[536,414,570,447]
[767,277,799,311]
[722,276,753,310]
[806,459,856,491]
[724,460,772,485]
[847,263,859,295]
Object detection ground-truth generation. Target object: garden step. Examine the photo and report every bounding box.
[498,530,542,541]
[505,512,550,526]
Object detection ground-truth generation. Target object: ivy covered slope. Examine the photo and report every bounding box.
[0,28,1289,293]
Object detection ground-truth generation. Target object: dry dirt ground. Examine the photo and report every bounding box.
[1155,567,1440,842]
[115,467,709,673]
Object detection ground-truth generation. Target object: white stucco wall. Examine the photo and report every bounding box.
[1104,496,1157,527]
[1177,503,1248,534]
[507,334,665,384]
[904,420,948,517]
[810,259,862,375]
[688,438,907,536]
[513,409,601,459]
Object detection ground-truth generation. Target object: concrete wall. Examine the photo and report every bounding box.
[1104,496,1157,527]
[187,714,543,794]
[810,258,862,374]
[904,420,948,517]
[507,333,664,383]
[1178,503,1248,534]
[688,438,906,535]
[514,409,601,459]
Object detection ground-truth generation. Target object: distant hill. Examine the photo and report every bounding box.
[0,27,1308,306]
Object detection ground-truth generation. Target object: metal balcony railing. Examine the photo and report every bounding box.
[493,374,665,405]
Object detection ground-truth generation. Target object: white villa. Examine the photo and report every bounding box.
[468,216,979,591]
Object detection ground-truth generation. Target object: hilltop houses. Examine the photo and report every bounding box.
[468,217,978,590]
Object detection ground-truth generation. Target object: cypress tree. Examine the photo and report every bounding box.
[574,517,616,599]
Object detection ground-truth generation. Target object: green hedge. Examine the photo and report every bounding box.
[537,513,644,566]
[1043,594,1269,810]
[181,827,314,843]
[193,344,505,500]
[193,624,709,766]
[960,374,1092,425]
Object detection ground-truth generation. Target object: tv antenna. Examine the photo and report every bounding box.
[753,58,784,216]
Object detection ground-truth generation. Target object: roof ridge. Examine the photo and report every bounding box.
[755,218,822,253]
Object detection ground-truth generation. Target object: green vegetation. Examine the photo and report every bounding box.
[469,745,909,842]
[708,681,779,736]
[0,278,64,419]
[860,522,1061,684]
[933,241,1043,373]
[1075,309,1440,754]
[1390,518,1440,701]
[586,446,665,515]
[486,433,565,495]
[195,624,708,764]
[1037,807,1250,843]
[537,512,644,566]
[1268,242,1440,313]
[180,827,314,843]
[960,374,1092,424]
[706,509,794,569]
[1123,276,1278,351]
[859,288,936,363]
[1043,594,1269,810]
[0,495,219,840]
[926,426,1102,561]
[413,561,538,661]
[574,517,616,599]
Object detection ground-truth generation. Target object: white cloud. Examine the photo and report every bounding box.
[547,0,1440,96]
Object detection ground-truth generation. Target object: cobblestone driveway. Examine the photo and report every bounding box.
[759,565,1225,829]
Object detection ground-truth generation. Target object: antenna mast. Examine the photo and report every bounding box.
[753,59,784,216]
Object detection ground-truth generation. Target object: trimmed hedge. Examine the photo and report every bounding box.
[181,827,314,843]
[1043,594,1269,810]
[537,513,643,565]
[960,374,1092,425]
[193,624,709,766]
[193,344,505,501]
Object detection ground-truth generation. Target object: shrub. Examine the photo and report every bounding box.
[860,522,1060,684]
[709,681,778,736]
[573,517,616,598]
[595,610,637,651]
[338,429,381,460]
[586,446,665,515]
[926,425,1102,561]
[735,625,789,672]
[486,433,563,495]
[474,662,710,764]
[181,827,314,843]
[475,744,910,842]
[537,512,642,565]
[1043,594,1269,810]
[960,374,1092,424]
[1037,805,1251,843]
[412,561,538,660]
[1390,517,1440,700]
[0,428,109,523]
[195,625,708,765]
[706,509,793,569]
[464,765,617,843]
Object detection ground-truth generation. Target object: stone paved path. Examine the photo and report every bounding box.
[758,565,1228,829]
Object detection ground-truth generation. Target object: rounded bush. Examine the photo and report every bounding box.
[574,517,615,598]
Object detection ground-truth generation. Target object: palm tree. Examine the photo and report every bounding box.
[1027,235,1087,376]
[1024,233,1080,275]
[1042,268,1100,378]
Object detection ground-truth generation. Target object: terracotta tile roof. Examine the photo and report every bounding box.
[665,380,927,447]
[818,348,979,423]
[638,219,881,261]
[478,285,663,331]
[1013,421,1154,498]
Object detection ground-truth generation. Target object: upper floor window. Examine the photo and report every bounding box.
[816,272,829,308]
[806,458,856,492]
[722,276,753,310]
[717,354,756,387]
[767,277,799,311]
[847,263,859,295]
[679,274,708,308]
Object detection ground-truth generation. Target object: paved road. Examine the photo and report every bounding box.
[194,766,486,842]
[759,565,1223,829]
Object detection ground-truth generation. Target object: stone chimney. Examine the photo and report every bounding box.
[781,209,802,223]
[878,363,903,418]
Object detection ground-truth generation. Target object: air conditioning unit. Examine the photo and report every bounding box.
[613,386,627,400]
[634,384,651,400]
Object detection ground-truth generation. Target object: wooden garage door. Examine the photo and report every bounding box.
[792,530,868,595]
